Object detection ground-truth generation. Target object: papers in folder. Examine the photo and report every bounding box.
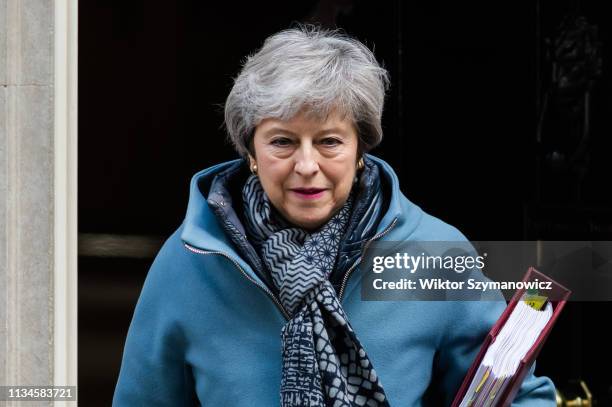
[458,298,553,407]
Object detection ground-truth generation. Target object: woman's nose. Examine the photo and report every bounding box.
[294,146,319,176]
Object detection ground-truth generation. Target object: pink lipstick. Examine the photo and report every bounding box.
[291,188,326,200]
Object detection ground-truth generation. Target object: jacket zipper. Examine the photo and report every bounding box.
[338,217,399,301]
[184,244,291,321]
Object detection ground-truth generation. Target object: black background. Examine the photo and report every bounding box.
[79,1,612,405]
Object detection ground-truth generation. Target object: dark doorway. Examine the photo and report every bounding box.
[79,1,612,405]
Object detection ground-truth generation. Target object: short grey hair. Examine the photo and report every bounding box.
[224,25,390,158]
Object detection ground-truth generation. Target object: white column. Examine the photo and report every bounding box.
[0,0,78,404]
[53,0,78,402]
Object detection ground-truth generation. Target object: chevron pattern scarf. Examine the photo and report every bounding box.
[242,174,391,407]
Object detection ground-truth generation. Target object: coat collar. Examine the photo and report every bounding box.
[182,159,246,255]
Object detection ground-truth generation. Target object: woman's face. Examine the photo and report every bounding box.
[250,109,360,231]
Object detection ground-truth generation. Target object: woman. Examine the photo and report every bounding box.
[113,26,556,406]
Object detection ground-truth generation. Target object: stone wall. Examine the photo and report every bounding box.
[1,0,55,398]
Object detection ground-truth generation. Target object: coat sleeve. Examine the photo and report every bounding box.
[113,234,197,406]
[436,299,557,407]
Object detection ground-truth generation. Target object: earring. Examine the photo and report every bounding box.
[357,157,365,170]
[250,163,258,175]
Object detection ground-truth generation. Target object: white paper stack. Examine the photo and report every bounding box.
[459,299,553,407]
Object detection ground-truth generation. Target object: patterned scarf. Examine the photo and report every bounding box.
[242,174,391,407]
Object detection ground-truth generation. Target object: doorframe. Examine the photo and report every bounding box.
[53,0,78,397]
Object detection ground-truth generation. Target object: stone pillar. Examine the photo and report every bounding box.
[1,0,56,401]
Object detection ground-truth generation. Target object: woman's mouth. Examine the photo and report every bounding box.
[290,188,326,200]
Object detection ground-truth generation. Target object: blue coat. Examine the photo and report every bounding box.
[113,154,556,406]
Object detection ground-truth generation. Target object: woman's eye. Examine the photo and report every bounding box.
[270,138,292,146]
[320,138,341,146]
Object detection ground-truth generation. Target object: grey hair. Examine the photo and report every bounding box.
[224,25,390,158]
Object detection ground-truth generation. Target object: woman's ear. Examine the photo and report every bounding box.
[247,155,259,176]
